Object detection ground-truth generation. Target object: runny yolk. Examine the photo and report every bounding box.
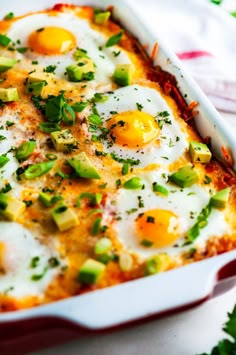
[108,110,160,148]
[136,209,180,248]
[28,27,76,55]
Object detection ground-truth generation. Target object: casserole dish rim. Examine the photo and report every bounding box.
[0,0,235,331]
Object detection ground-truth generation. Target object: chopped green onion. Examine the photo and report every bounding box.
[39,122,61,133]
[54,205,68,213]
[0,183,12,193]
[16,141,36,162]
[91,93,108,103]
[56,168,74,179]
[94,237,112,255]
[24,161,54,179]
[31,267,48,281]
[210,0,223,4]
[88,113,102,125]
[48,257,60,268]
[123,177,144,190]
[119,253,133,271]
[92,217,102,235]
[74,47,89,60]
[45,153,57,161]
[30,256,40,268]
[71,101,88,112]
[106,30,123,47]
[17,47,28,53]
[62,103,75,125]
[6,120,14,127]
[152,182,168,196]
[122,162,129,175]
[77,192,102,207]
[187,203,212,242]
[0,154,9,168]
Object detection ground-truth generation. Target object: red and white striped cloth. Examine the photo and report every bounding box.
[127,0,236,113]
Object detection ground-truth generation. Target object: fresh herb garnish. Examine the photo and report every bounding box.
[110,152,140,166]
[141,239,153,247]
[196,305,236,355]
[0,154,9,168]
[44,65,57,74]
[6,120,14,127]
[187,203,212,242]
[137,196,144,208]
[126,208,138,215]
[30,256,40,268]
[204,175,212,184]
[106,30,124,47]
[136,102,143,111]
[23,200,33,207]
[4,12,14,20]
[146,216,155,223]
[0,183,12,193]
[17,47,28,53]
[71,101,88,112]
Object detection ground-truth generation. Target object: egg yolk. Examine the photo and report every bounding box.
[108,111,160,148]
[136,209,180,248]
[28,27,76,55]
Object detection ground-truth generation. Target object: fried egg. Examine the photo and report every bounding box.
[6,11,132,83]
[95,84,189,167]
[0,113,22,198]
[112,170,231,259]
[0,222,62,298]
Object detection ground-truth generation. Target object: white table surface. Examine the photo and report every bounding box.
[33,288,236,355]
[32,1,235,354]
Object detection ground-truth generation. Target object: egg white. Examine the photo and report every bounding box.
[0,222,62,298]
[0,113,23,198]
[95,84,189,168]
[6,12,132,84]
[111,170,231,259]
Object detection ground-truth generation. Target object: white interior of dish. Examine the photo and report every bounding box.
[0,0,235,327]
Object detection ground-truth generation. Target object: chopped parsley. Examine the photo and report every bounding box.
[136,102,143,111]
[30,256,40,268]
[110,152,140,166]
[137,196,144,208]
[126,208,138,215]
[6,120,14,127]
[44,65,57,74]
[17,47,28,53]
[141,239,153,247]
[146,216,155,223]
[204,175,212,184]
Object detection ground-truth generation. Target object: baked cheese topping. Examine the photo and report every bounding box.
[0,4,235,312]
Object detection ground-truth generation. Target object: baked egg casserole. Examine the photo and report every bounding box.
[0,4,235,312]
